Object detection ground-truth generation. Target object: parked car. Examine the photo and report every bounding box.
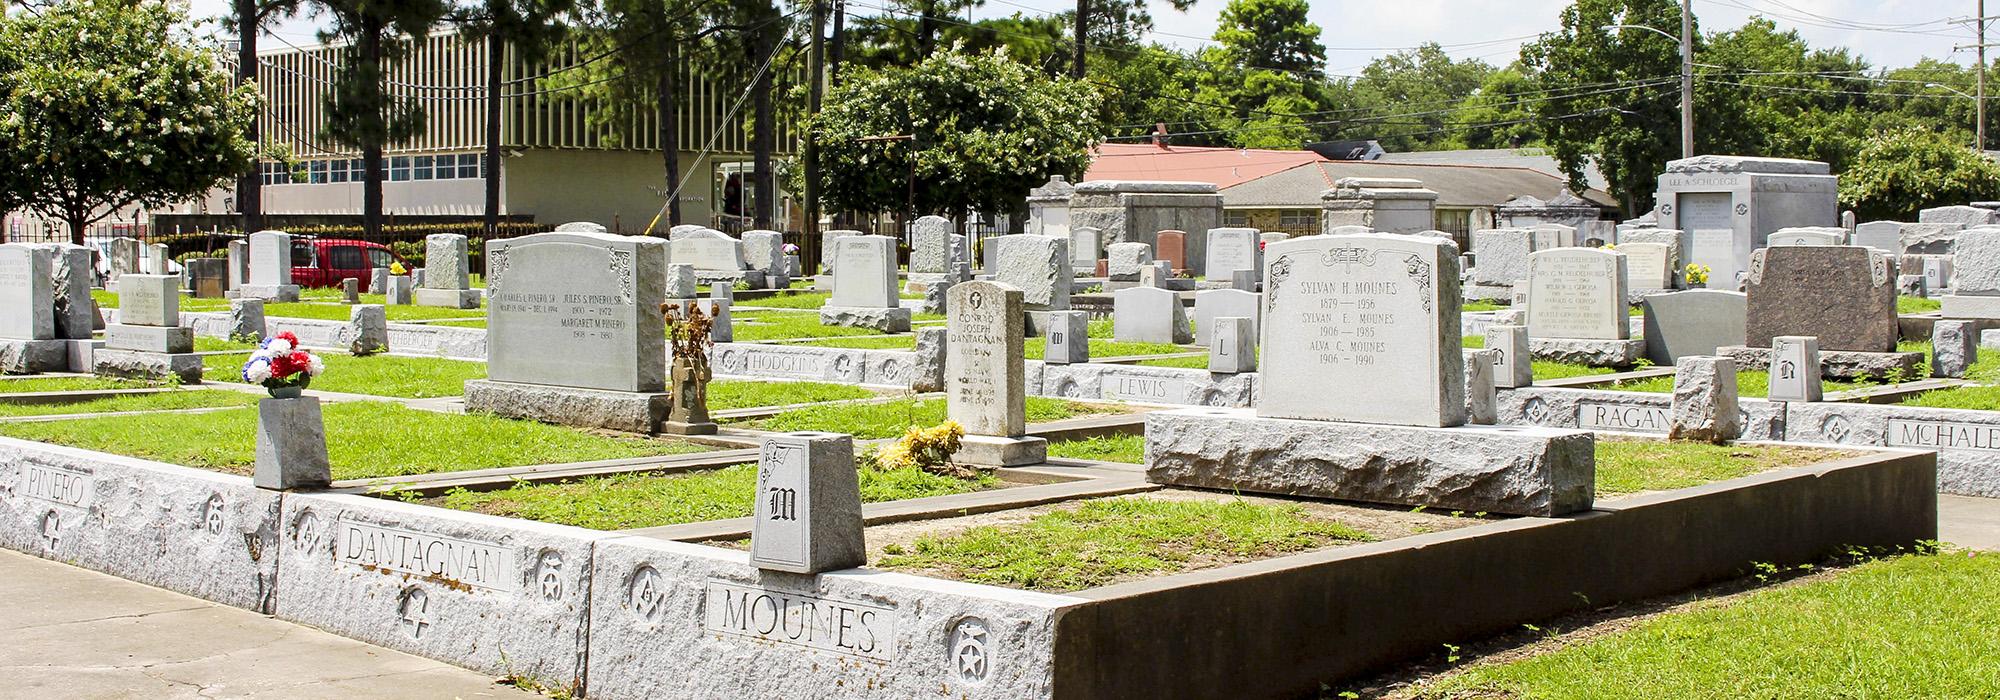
[291,238,407,289]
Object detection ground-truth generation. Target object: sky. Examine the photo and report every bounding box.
[188,0,1980,74]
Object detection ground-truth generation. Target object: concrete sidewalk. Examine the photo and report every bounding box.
[1940,494,2000,551]
[0,548,537,699]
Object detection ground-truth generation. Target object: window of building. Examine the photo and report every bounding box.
[309,159,328,184]
[414,155,434,180]
[1223,210,1250,227]
[1279,209,1316,228]
[353,159,366,179]
[330,158,349,183]
[390,156,412,182]
[461,154,481,179]
[1434,208,1472,235]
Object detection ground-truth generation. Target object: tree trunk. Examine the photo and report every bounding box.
[361,17,385,240]
[1072,0,1088,78]
[483,30,503,239]
[804,0,825,237]
[751,20,776,230]
[236,0,262,234]
[659,42,683,227]
[917,2,936,58]
[65,204,88,247]
[830,0,846,87]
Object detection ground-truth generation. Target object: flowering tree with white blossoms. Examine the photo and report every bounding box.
[0,0,260,244]
[800,48,1105,222]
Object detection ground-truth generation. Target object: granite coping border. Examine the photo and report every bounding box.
[1495,386,1789,441]
[0,436,282,612]
[1052,447,1935,699]
[0,425,1940,699]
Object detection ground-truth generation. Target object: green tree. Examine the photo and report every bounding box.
[1699,17,1873,171]
[312,0,451,238]
[1192,0,1328,149]
[1520,0,1690,214]
[1087,43,1208,141]
[1211,0,1321,76]
[1839,129,2000,221]
[550,0,707,228]
[225,0,306,234]
[457,0,577,238]
[0,0,260,243]
[1331,44,1494,151]
[1446,65,1544,149]
[803,49,1102,219]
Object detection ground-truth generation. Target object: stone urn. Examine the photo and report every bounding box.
[267,378,309,399]
[664,357,717,434]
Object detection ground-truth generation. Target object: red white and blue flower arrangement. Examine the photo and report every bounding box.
[242,331,325,398]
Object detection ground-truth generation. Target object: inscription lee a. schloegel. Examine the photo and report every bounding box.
[336,520,520,592]
[703,581,896,661]
[1885,418,2000,452]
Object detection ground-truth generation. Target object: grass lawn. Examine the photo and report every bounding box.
[422,463,995,530]
[1899,294,1943,314]
[92,289,231,312]
[260,301,485,323]
[1047,434,1145,463]
[1899,384,2000,409]
[1461,335,1484,349]
[738,396,1117,439]
[1028,338,1191,360]
[1593,438,1843,497]
[706,379,877,411]
[1463,301,1504,312]
[200,352,486,398]
[875,497,1371,592]
[0,390,260,418]
[738,291,831,309]
[733,311,891,341]
[1605,370,1864,397]
[0,401,704,479]
[0,376,163,393]
[1410,552,2000,699]
[1533,360,1618,381]
[797,335,919,350]
[1133,355,1212,369]
[194,336,260,352]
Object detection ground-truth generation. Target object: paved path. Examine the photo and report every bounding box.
[1940,494,2000,551]
[4,494,1997,699]
[0,549,536,699]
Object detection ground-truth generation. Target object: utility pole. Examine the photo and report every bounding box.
[1680,0,1694,159]
[805,0,827,237]
[1956,5,1997,150]
[1072,0,1088,79]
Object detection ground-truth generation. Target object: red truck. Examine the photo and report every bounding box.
[289,238,408,288]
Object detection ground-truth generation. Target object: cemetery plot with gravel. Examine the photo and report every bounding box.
[866,490,1478,592]
[407,462,1003,530]
[0,401,708,479]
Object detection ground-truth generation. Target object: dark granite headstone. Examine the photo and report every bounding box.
[1745,245,1897,352]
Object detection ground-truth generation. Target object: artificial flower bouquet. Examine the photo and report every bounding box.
[242,331,326,396]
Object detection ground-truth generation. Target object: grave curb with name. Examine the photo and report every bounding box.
[1145,408,1595,516]
[1492,387,1787,441]
[275,493,605,685]
[582,534,1077,700]
[1036,362,1257,408]
[1785,402,2000,496]
[712,343,921,387]
[0,437,282,612]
